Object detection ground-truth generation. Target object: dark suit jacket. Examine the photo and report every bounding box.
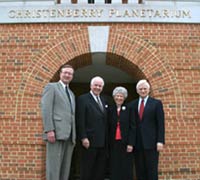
[129,97,165,150]
[108,104,136,147]
[76,92,108,148]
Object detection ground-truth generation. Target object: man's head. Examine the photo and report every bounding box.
[59,64,74,85]
[136,79,150,98]
[90,76,104,96]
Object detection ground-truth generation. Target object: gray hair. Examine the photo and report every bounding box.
[136,79,150,90]
[90,76,105,86]
[112,86,128,99]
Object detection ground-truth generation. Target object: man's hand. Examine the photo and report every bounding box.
[47,130,56,143]
[82,138,90,149]
[157,142,164,152]
[127,145,133,153]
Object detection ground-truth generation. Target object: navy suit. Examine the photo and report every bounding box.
[76,92,108,180]
[129,97,165,180]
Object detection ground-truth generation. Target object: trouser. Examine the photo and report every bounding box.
[135,149,159,180]
[46,139,75,180]
[80,147,106,180]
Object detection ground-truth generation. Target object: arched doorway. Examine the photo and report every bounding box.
[50,52,143,101]
[49,52,146,179]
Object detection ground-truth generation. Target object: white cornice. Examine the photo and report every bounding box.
[0,1,199,24]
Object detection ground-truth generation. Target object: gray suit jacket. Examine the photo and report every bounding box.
[41,82,76,143]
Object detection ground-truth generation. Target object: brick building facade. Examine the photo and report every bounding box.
[0,0,200,179]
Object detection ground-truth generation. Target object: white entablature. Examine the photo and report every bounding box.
[0,0,199,5]
[0,0,199,24]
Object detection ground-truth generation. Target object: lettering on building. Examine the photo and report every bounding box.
[8,8,191,19]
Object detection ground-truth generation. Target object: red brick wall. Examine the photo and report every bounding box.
[0,23,200,179]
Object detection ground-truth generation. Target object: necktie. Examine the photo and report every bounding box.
[96,96,103,112]
[65,86,73,113]
[139,99,144,120]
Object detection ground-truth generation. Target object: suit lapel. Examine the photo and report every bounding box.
[56,82,74,112]
[68,88,75,113]
[112,105,118,124]
[57,82,68,101]
[119,106,125,122]
[88,93,101,111]
[142,97,152,120]
[99,96,107,114]
[88,93,106,114]
[136,99,140,119]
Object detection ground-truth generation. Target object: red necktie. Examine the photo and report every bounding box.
[139,99,144,120]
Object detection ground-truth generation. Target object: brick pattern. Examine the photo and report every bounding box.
[0,23,200,179]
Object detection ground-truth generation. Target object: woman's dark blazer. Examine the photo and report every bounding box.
[108,104,136,147]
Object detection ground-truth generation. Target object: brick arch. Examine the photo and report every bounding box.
[15,27,182,126]
[14,29,91,124]
[107,29,183,119]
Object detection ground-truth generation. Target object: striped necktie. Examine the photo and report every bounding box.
[96,96,103,112]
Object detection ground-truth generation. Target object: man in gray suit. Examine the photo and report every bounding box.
[41,64,76,180]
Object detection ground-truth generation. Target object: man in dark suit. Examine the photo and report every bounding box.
[129,79,165,180]
[76,76,108,180]
[41,64,76,180]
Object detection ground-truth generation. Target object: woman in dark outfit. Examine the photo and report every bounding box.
[108,86,136,180]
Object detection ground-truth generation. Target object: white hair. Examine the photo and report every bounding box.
[112,86,128,99]
[90,76,105,86]
[136,79,150,90]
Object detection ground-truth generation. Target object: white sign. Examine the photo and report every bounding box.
[0,3,199,24]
